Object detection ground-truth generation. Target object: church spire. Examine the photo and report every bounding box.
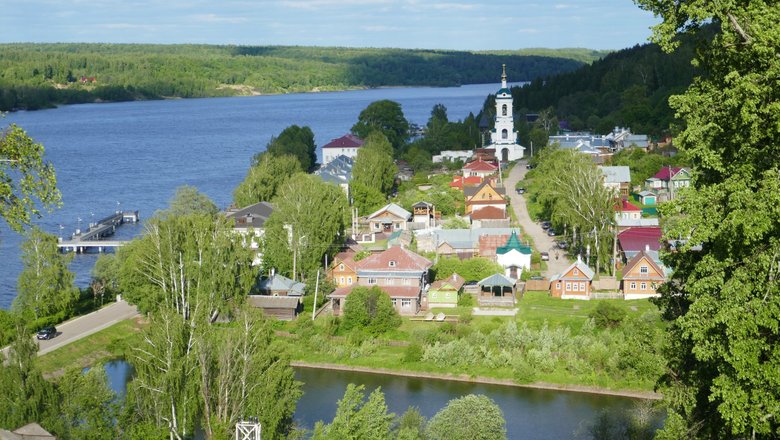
[501,64,507,88]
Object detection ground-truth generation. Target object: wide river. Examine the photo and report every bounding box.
[101,360,657,439]
[0,82,524,308]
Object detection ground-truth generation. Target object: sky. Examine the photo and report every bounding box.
[0,0,659,51]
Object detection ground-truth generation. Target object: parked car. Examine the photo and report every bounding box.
[547,229,557,237]
[526,164,534,169]
[540,252,549,261]
[541,221,551,230]
[36,326,57,340]
[557,240,568,249]
[516,187,526,194]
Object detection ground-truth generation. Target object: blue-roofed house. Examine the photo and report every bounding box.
[316,154,353,194]
[257,273,306,297]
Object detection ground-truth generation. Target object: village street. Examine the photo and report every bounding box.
[1,299,139,359]
[504,160,572,278]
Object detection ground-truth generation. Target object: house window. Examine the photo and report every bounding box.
[630,282,637,290]
[573,269,579,276]
[640,282,647,290]
[340,276,345,285]
[339,264,344,271]
[373,223,380,230]
[580,282,586,291]
[368,278,377,285]
[431,292,437,299]
[556,282,561,289]
[389,261,396,267]
[572,282,579,292]
[639,266,648,274]
[395,222,402,230]
[401,299,412,307]
[386,278,393,285]
[347,277,353,285]
[565,282,572,291]
[391,299,398,306]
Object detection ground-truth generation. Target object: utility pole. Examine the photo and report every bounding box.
[312,269,320,321]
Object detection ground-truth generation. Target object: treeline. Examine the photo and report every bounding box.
[0,43,587,111]
[504,30,709,136]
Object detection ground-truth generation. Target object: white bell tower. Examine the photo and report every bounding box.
[487,64,525,161]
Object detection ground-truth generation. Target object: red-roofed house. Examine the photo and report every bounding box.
[615,199,642,221]
[449,175,484,190]
[462,159,498,179]
[469,205,509,229]
[618,227,662,262]
[478,234,510,258]
[329,246,433,316]
[322,134,364,166]
[644,166,691,202]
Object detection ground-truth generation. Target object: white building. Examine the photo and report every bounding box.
[495,230,532,280]
[486,65,525,162]
[321,134,364,166]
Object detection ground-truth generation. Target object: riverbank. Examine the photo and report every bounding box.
[292,361,662,400]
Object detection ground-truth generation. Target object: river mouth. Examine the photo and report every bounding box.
[102,359,663,439]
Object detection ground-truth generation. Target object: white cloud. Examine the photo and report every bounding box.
[361,25,403,32]
[279,0,392,10]
[188,13,248,24]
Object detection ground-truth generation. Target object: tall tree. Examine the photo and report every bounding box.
[341,286,401,336]
[233,153,301,207]
[13,227,79,320]
[262,125,317,172]
[117,213,257,320]
[425,395,507,440]
[351,100,410,151]
[57,365,118,440]
[261,173,349,280]
[629,0,780,437]
[311,384,394,440]
[0,123,61,236]
[351,132,396,215]
[167,185,219,217]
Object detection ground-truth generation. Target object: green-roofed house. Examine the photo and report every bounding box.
[427,273,466,309]
[495,230,532,280]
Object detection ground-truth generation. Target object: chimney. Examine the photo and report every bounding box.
[270,268,275,277]
[452,273,456,281]
[645,244,650,252]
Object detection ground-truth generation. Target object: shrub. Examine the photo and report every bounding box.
[588,302,627,329]
[341,286,402,335]
[403,342,423,363]
[458,308,473,324]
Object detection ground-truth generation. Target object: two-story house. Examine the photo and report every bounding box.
[329,246,433,316]
[321,134,364,166]
[644,166,692,202]
[462,159,498,179]
[549,257,595,299]
[599,166,631,197]
[621,249,666,299]
[464,180,507,216]
[224,201,274,266]
[327,251,359,288]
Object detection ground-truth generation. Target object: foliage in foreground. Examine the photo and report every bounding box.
[341,286,402,336]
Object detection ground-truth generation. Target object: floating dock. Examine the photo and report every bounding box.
[57,210,139,253]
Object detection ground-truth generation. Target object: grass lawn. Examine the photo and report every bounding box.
[37,316,147,377]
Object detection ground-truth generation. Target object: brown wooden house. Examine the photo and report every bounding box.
[549,257,595,299]
[328,251,358,288]
[621,250,666,299]
[464,180,507,216]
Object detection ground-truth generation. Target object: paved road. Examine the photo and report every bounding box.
[2,300,140,358]
[505,160,572,278]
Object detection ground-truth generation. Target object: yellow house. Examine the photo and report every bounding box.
[464,180,507,215]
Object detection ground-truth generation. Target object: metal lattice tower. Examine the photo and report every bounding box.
[235,418,261,440]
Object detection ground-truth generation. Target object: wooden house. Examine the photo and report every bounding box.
[427,273,465,308]
[464,180,507,215]
[462,159,498,179]
[247,295,300,321]
[621,249,666,299]
[256,273,305,297]
[367,203,411,233]
[549,257,595,299]
[328,251,358,288]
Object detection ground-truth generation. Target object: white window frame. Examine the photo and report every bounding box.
[401,298,412,307]
[639,265,648,275]
[368,278,377,285]
[630,282,637,290]
[640,282,647,290]
[347,277,353,285]
[565,282,572,291]
[572,282,579,292]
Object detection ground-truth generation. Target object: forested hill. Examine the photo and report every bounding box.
[0,44,592,111]
[508,32,704,136]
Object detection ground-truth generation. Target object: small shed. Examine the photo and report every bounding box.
[257,274,305,296]
[427,273,466,308]
[477,273,516,307]
[247,295,301,321]
[637,190,657,206]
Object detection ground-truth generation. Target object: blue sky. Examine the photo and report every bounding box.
[1,0,658,50]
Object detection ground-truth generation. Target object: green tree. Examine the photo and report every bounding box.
[261,173,349,280]
[311,384,394,440]
[395,407,426,440]
[425,394,507,440]
[351,100,410,151]
[90,253,120,305]
[167,184,219,217]
[262,125,317,171]
[233,153,302,207]
[629,0,780,437]
[351,132,397,215]
[432,257,504,282]
[118,213,257,320]
[341,286,401,335]
[0,123,61,235]
[57,365,118,440]
[13,227,78,320]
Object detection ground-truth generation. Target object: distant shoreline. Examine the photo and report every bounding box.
[291,361,663,400]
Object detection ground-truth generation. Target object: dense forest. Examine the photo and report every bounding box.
[0,44,597,111]
[502,30,709,137]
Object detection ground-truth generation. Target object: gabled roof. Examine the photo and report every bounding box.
[470,206,507,220]
[618,227,662,252]
[616,199,641,212]
[638,190,655,197]
[367,203,411,221]
[599,166,631,184]
[357,246,432,272]
[429,273,466,292]
[463,159,498,173]
[557,258,595,280]
[449,175,483,189]
[622,250,666,280]
[496,230,532,255]
[478,273,516,287]
[257,274,306,296]
[332,251,358,271]
[412,201,433,209]
[653,166,690,181]
[224,201,274,229]
[464,180,506,199]
[247,295,300,310]
[322,134,364,149]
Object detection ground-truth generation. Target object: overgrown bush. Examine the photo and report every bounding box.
[457,293,475,307]
[403,342,423,363]
[589,302,627,329]
[341,286,402,335]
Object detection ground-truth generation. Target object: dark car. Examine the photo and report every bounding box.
[36,326,57,340]
[526,164,534,169]
[541,221,551,230]
[557,240,568,249]
[547,229,557,237]
[516,187,526,194]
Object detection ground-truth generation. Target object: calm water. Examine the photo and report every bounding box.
[0,83,522,308]
[101,360,656,439]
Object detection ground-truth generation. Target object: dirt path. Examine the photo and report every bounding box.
[504,160,572,278]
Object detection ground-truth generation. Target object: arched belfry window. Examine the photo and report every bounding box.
[501,129,508,139]
[502,104,507,116]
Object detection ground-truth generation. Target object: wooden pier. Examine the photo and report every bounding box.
[57,210,139,253]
